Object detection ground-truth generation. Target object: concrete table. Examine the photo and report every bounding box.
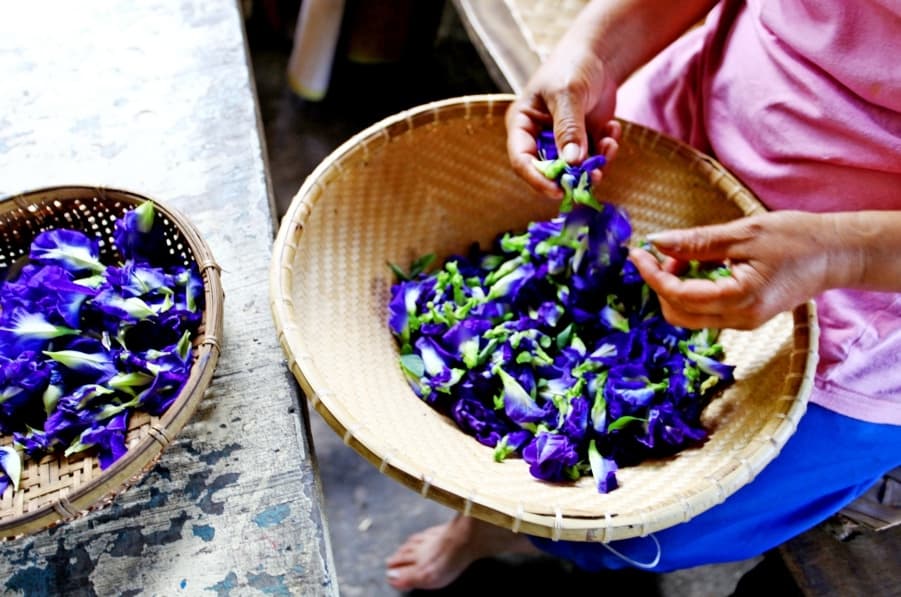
[0,1,337,594]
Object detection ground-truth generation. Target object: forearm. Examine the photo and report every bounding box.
[568,0,719,84]
[825,211,901,292]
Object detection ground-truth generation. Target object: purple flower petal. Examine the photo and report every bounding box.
[30,229,104,274]
[522,432,580,482]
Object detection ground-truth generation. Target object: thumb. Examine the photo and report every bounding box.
[646,224,738,261]
[546,92,588,165]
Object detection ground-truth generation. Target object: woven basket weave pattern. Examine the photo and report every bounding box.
[504,0,588,59]
[270,95,817,541]
[0,186,223,539]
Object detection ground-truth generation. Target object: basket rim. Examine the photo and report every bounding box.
[269,94,820,541]
[0,184,224,539]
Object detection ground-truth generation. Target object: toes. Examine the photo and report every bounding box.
[386,562,447,591]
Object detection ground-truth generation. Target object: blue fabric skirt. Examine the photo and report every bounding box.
[529,404,901,572]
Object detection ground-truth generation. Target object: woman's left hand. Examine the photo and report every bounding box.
[628,211,833,330]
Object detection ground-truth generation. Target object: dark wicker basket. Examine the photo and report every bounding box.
[0,185,224,539]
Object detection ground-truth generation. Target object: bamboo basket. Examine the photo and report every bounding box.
[269,94,818,542]
[0,185,224,539]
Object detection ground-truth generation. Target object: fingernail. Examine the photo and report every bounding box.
[386,569,399,580]
[562,143,580,164]
[646,231,678,246]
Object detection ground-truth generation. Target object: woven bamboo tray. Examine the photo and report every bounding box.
[270,94,818,542]
[504,0,588,61]
[0,185,224,539]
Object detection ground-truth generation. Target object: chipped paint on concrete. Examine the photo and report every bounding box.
[206,571,238,597]
[247,571,291,597]
[192,524,216,542]
[253,504,290,528]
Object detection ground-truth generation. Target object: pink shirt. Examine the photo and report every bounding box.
[619,0,901,424]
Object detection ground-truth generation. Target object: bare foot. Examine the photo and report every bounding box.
[385,514,540,591]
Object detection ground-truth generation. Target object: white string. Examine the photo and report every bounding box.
[600,533,662,570]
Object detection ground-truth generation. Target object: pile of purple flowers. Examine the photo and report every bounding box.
[388,139,734,493]
[0,202,203,494]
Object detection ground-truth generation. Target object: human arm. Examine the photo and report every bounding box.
[628,210,901,330]
[506,0,720,198]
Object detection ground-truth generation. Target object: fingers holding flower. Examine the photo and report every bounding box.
[629,212,833,330]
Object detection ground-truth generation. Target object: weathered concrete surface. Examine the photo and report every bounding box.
[0,1,336,595]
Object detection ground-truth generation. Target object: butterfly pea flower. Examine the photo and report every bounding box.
[536,129,558,160]
[560,395,590,443]
[42,396,100,447]
[174,264,205,313]
[413,337,464,399]
[493,429,533,462]
[684,348,736,387]
[442,319,490,370]
[487,263,536,300]
[43,343,119,384]
[661,353,692,403]
[590,386,609,435]
[542,244,572,276]
[587,340,622,368]
[495,366,548,426]
[522,431,581,482]
[89,288,156,323]
[0,352,51,428]
[57,384,115,412]
[138,375,190,416]
[527,218,565,245]
[13,426,50,457]
[121,332,193,377]
[0,308,80,355]
[620,258,644,289]
[65,411,128,469]
[156,308,203,342]
[113,200,170,264]
[640,402,707,451]
[4,265,97,328]
[539,372,580,404]
[455,369,498,403]
[417,337,456,376]
[605,364,667,416]
[389,280,424,343]
[534,158,568,182]
[105,262,177,306]
[415,322,445,338]
[117,338,192,415]
[534,129,608,212]
[560,169,605,213]
[599,304,630,334]
[41,363,65,416]
[588,439,618,493]
[0,446,22,494]
[29,230,105,275]
[500,231,530,255]
[583,207,631,276]
[452,397,513,448]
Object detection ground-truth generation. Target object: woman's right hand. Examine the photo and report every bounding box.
[504,0,721,199]
[505,40,621,200]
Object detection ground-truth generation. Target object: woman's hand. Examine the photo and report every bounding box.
[628,211,835,330]
[504,0,719,199]
[505,40,621,200]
